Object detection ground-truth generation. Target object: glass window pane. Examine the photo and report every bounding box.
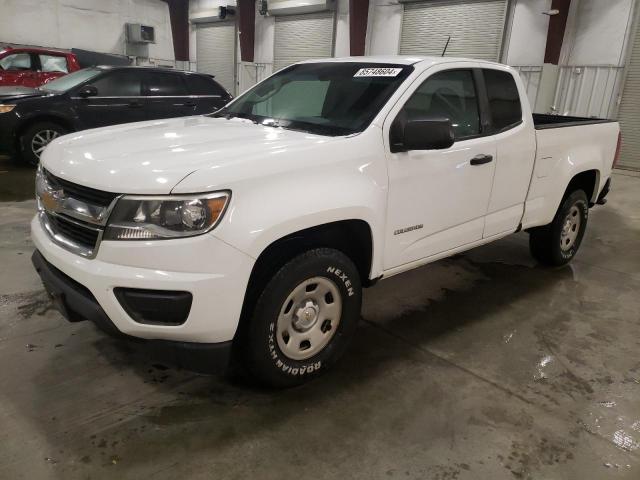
[0,53,32,71]
[402,69,480,139]
[484,69,522,131]
[39,54,69,73]
[145,73,188,96]
[186,75,227,96]
[89,71,141,96]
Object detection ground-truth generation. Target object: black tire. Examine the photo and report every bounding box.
[239,248,362,388]
[529,189,589,266]
[20,122,68,166]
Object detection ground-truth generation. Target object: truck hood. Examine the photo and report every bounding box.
[41,116,339,194]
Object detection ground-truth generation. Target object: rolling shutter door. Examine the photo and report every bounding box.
[617,21,640,170]
[274,12,335,72]
[400,0,508,61]
[196,23,236,94]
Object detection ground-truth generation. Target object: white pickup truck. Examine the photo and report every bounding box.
[31,56,620,386]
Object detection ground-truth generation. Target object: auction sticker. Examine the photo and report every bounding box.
[354,67,403,77]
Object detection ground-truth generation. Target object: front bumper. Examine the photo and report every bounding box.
[31,214,255,344]
[32,250,233,372]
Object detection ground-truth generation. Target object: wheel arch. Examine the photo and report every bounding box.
[563,169,600,205]
[233,219,375,343]
[15,114,74,151]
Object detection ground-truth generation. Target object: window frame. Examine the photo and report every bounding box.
[479,68,524,135]
[35,53,69,74]
[394,68,491,143]
[0,52,35,72]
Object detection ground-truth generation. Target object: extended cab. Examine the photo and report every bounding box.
[31,56,620,387]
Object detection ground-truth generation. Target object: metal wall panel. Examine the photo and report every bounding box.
[552,65,624,119]
[274,12,335,72]
[400,0,508,61]
[617,20,640,170]
[196,22,236,94]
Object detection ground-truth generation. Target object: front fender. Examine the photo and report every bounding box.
[196,131,389,279]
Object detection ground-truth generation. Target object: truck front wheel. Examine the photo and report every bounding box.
[240,248,362,387]
[529,189,589,266]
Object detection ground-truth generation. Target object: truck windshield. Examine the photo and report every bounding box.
[39,67,102,93]
[213,62,414,136]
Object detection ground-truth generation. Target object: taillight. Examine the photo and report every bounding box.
[613,131,622,168]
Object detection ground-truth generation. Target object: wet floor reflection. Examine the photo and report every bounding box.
[0,155,36,202]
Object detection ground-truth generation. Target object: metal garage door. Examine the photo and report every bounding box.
[196,23,236,94]
[617,20,640,170]
[400,0,508,61]
[274,12,335,72]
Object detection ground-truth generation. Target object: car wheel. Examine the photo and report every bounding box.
[529,189,589,266]
[240,248,362,387]
[21,122,68,166]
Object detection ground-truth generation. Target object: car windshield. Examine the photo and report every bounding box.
[39,67,102,93]
[213,62,414,136]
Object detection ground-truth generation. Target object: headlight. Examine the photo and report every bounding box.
[104,192,230,240]
[0,105,16,114]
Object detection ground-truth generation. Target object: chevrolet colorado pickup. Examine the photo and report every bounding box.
[31,56,620,387]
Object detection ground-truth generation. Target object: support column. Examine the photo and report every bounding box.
[349,0,369,56]
[238,0,256,62]
[544,0,571,65]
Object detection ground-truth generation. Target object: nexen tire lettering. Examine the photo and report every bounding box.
[268,322,321,375]
[326,266,355,296]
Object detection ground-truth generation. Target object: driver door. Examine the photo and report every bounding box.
[383,67,497,270]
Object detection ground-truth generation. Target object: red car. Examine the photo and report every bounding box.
[0,47,81,88]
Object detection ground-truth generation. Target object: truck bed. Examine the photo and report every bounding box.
[533,113,615,130]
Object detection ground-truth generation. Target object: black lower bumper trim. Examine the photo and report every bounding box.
[31,250,231,373]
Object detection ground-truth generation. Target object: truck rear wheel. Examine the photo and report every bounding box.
[240,248,362,387]
[529,189,589,266]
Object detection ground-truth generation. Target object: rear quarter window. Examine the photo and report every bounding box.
[185,75,228,96]
[483,69,522,132]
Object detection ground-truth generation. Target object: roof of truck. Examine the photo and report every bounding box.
[300,55,505,67]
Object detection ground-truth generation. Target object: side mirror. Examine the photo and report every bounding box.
[78,85,98,98]
[390,115,455,152]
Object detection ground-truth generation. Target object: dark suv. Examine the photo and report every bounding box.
[0,66,232,165]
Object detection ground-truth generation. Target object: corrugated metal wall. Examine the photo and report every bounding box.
[196,22,236,94]
[273,12,335,72]
[617,20,640,170]
[400,0,508,61]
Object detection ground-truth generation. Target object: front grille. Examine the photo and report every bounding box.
[46,213,100,251]
[44,169,118,207]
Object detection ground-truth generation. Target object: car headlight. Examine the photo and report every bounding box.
[0,105,16,114]
[104,192,230,240]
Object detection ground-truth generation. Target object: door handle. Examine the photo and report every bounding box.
[128,101,143,108]
[470,154,493,166]
[183,101,197,107]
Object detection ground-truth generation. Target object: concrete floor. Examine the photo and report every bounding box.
[1,154,639,479]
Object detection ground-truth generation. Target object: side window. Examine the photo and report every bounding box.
[88,71,142,97]
[144,73,188,96]
[39,54,69,73]
[185,75,227,96]
[484,69,522,132]
[402,69,480,139]
[0,53,33,71]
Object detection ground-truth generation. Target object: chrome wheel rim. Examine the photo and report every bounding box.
[276,276,342,361]
[31,130,61,158]
[560,205,581,251]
